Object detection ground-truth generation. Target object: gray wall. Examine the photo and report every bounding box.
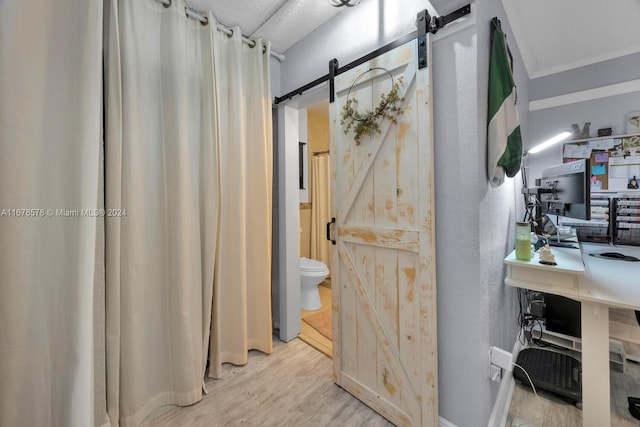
[431,21,492,425]
[475,2,528,418]
[269,56,281,100]
[276,0,526,425]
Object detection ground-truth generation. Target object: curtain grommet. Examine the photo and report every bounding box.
[184,7,208,26]
[162,0,171,8]
[249,40,257,48]
[226,28,233,38]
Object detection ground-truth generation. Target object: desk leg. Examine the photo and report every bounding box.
[581,301,610,427]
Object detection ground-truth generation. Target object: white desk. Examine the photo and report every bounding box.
[505,243,640,427]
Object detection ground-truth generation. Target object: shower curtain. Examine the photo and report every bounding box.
[106,0,272,424]
[105,1,218,425]
[310,153,332,268]
[0,1,104,427]
[208,12,273,378]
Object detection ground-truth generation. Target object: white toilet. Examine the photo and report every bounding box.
[299,257,330,310]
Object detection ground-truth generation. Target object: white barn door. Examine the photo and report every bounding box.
[329,39,437,427]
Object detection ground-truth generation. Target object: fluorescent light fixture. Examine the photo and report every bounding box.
[527,131,572,154]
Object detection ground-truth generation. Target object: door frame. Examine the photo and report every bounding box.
[275,83,329,342]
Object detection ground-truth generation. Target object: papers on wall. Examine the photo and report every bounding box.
[590,138,616,150]
[563,144,592,158]
[609,155,640,190]
[623,136,640,156]
[594,152,609,163]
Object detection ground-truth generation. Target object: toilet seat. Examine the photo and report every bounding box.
[300,257,329,273]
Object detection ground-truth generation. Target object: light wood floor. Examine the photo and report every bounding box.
[506,354,640,426]
[299,283,332,357]
[142,338,392,427]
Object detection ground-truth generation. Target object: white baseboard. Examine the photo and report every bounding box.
[439,416,458,427]
[487,339,524,427]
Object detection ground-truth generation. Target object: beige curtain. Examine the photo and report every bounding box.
[208,22,273,378]
[105,1,219,425]
[310,153,332,268]
[0,1,103,426]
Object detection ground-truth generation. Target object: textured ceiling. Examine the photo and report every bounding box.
[502,0,640,78]
[184,0,639,80]
[184,0,346,53]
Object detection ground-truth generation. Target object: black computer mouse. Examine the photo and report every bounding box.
[600,252,627,259]
[590,252,640,262]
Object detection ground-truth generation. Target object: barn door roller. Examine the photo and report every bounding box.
[417,4,471,69]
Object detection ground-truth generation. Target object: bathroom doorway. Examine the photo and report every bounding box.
[298,99,333,357]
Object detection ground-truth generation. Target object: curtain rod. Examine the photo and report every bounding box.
[313,150,330,156]
[154,0,285,62]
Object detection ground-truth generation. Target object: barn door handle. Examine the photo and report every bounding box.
[326,217,336,245]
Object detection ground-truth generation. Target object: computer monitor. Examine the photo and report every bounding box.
[537,159,591,221]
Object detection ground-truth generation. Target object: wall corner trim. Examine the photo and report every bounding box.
[529,79,640,112]
[487,339,525,427]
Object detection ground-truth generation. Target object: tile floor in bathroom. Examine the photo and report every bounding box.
[299,281,332,357]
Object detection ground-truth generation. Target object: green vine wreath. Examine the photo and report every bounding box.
[341,67,404,145]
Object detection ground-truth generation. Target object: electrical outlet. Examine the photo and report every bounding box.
[490,346,513,370]
[490,363,502,382]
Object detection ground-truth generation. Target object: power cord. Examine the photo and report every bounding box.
[529,321,574,352]
[512,362,539,399]
[516,289,545,345]
[511,362,541,427]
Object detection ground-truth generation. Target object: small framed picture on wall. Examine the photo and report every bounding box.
[626,110,640,134]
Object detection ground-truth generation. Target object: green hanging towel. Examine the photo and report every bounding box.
[488,17,522,188]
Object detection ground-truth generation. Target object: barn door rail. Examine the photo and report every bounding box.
[273,4,471,105]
